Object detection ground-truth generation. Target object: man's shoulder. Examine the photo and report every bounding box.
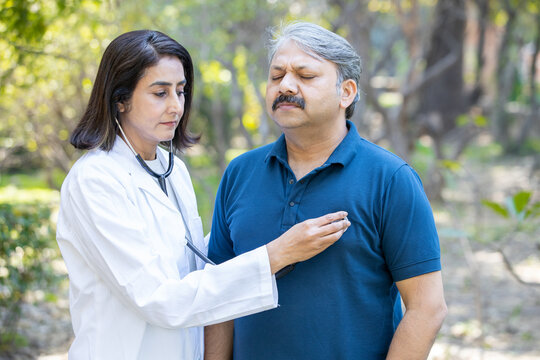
[354,137,408,171]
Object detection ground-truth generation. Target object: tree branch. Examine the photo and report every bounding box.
[10,42,77,61]
[402,50,459,99]
[497,248,540,288]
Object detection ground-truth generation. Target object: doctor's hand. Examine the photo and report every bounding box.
[266,211,350,275]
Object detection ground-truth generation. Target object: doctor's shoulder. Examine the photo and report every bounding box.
[61,148,131,196]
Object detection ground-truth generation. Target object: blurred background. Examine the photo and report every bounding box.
[0,0,539,359]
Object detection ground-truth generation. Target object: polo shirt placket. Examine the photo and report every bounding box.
[277,161,333,230]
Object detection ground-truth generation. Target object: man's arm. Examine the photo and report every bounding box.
[205,320,234,360]
[386,271,447,360]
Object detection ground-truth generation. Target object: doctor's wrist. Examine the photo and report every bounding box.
[265,241,291,275]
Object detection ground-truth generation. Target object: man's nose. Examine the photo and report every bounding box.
[279,73,298,95]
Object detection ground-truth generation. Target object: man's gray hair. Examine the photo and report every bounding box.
[268,21,362,119]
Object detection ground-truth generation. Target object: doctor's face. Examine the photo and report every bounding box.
[117,55,186,159]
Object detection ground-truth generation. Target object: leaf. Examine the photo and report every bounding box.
[505,196,517,218]
[439,160,462,172]
[44,292,58,303]
[525,202,540,219]
[512,191,532,214]
[456,114,469,127]
[473,115,488,127]
[481,200,510,218]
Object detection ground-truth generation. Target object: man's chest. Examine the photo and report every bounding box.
[225,166,383,261]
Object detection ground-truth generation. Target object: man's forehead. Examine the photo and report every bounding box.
[270,39,324,65]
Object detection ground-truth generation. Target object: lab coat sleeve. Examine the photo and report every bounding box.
[61,165,278,329]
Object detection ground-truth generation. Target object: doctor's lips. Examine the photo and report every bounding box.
[161,117,180,126]
[272,95,305,111]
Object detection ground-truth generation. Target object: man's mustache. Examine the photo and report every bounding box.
[272,95,306,111]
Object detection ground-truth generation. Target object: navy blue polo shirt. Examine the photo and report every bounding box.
[209,121,441,359]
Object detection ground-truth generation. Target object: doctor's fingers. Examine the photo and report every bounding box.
[298,222,349,260]
[319,223,349,243]
[296,213,350,239]
[317,217,351,238]
[305,211,349,227]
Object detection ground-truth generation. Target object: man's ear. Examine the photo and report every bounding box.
[339,79,358,109]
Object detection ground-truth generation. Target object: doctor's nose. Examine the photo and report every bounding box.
[167,92,185,116]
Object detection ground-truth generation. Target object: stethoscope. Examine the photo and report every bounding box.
[116,118,215,266]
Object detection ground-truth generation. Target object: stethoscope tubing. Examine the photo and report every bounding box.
[115,118,214,266]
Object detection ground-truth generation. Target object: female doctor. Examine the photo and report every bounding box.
[56,30,350,360]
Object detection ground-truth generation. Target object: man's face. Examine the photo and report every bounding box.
[265,39,343,130]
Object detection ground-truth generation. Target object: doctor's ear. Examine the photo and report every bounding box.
[117,102,126,113]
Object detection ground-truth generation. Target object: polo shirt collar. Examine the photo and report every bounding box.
[265,120,360,167]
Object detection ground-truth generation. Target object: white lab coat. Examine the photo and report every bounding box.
[56,136,278,360]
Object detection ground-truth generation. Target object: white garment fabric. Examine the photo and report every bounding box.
[56,136,278,360]
[145,157,197,271]
[138,157,200,358]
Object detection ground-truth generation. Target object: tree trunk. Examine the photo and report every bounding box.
[418,0,466,136]
[416,0,467,200]
[491,0,520,148]
[515,12,540,150]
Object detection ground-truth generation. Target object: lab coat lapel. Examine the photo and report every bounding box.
[167,164,194,243]
[134,172,179,214]
[111,136,178,214]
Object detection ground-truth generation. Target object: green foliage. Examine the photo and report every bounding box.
[410,138,436,178]
[0,201,61,353]
[481,191,540,223]
[0,0,84,45]
[523,137,540,154]
[462,142,504,161]
[456,114,488,128]
[481,200,510,218]
[0,0,48,45]
[0,172,51,189]
[439,159,462,172]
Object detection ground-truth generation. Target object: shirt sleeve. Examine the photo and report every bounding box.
[379,165,441,282]
[59,164,278,329]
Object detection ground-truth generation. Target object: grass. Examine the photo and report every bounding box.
[0,172,51,189]
[0,169,66,191]
[0,172,60,205]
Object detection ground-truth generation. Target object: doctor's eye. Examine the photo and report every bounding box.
[154,91,167,98]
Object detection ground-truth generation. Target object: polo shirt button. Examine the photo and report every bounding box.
[289,179,294,184]
[289,201,295,207]
[299,180,304,184]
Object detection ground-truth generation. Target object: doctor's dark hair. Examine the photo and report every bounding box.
[70,30,198,151]
[268,22,362,119]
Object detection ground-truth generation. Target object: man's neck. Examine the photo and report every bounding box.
[284,120,348,180]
